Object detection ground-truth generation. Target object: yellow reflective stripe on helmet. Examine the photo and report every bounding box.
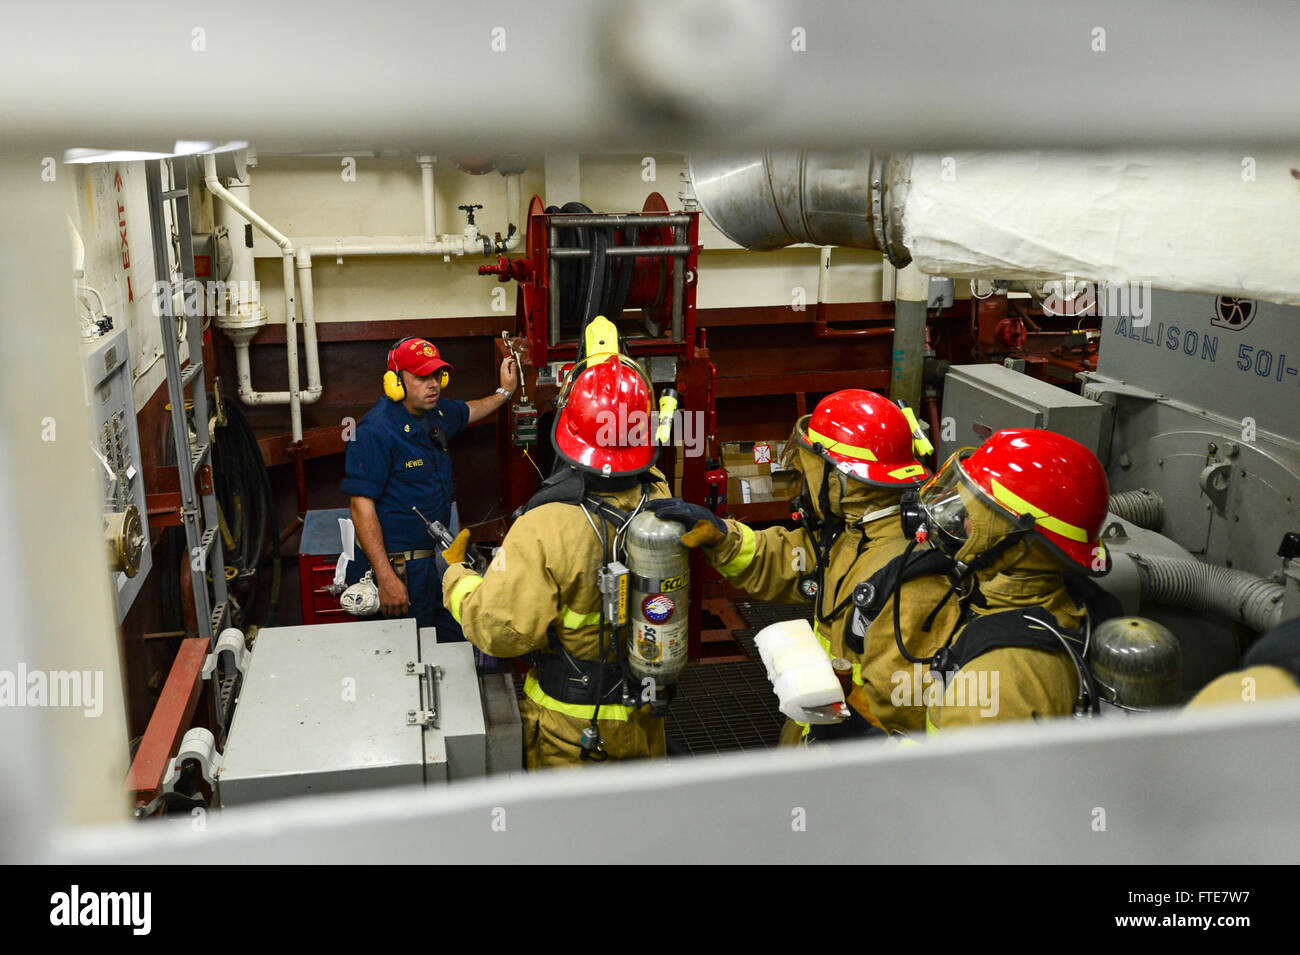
[560,605,602,630]
[989,478,1089,543]
[888,463,927,480]
[522,671,636,721]
[716,522,757,577]
[448,574,483,624]
[806,428,878,462]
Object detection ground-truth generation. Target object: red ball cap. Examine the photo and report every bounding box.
[959,428,1111,573]
[391,339,453,377]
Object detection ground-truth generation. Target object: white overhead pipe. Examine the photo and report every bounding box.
[301,160,523,264]
[203,153,322,444]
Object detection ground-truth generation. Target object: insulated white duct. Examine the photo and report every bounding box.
[903,149,1300,306]
[688,149,1300,306]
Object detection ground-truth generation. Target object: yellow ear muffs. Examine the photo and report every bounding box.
[383,369,406,401]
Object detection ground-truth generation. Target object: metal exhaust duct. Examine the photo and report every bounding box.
[686,151,912,266]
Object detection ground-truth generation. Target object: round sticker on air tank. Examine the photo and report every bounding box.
[642,594,675,624]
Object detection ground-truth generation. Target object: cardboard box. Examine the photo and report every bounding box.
[721,441,770,480]
[728,472,801,504]
[722,439,800,503]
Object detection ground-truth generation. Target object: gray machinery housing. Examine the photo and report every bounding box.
[218,620,522,806]
[939,291,1300,696]
[82,327,152,622]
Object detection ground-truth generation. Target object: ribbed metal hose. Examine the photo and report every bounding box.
[1108,488,1164,529]
[1133,555,1285,633]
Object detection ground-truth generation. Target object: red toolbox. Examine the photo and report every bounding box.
[298,508,354,625]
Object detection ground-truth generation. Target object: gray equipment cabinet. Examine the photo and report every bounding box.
[937,363,1107,463]
[217,619,521,806]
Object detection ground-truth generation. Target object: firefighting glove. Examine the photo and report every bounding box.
[645,498,728,549]
[436,528,473,575]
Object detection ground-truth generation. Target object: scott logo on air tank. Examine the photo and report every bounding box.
[642,594,675,623]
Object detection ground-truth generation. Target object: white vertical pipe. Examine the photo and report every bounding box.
[817,246,831,305]
[418,155,436,244]
[296,250,322,400]
[204,152,320,426]
[280,251,302,442]
[215,175,258,303]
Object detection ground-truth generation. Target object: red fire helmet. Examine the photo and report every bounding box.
[957,428,1110,573]
[797,389,929,486]
[552,356,658,477]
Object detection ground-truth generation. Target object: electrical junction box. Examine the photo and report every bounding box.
[82,326,151,623]
[938,363,1107,463]
[218,619,519,806]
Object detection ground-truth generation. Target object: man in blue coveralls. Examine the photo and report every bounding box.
[342,337,518,641]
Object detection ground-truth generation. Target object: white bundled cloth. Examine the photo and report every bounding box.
[753,619,846,724]
[340,570,379,616]
[333,518,356,592]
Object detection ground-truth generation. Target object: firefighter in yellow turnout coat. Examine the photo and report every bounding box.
[442,325,674,769]
[899,430,1117,733]
[651,390,961,739]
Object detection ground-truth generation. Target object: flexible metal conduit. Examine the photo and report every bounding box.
[1108,488,1164,530]
[1133,555,1285,633]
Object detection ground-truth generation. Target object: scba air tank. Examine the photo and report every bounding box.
[625,510,690,691]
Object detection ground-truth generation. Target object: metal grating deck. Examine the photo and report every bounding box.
[665,660,785,755]
[732,601,814,657]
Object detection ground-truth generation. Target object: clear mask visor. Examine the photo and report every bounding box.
[917,448,977,548]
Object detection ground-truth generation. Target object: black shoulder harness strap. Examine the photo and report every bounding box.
[514,465,654,523]
[936,607,1077,676]
[843,546,957,654]
[933,605,1099,716]
[514,464,586,518]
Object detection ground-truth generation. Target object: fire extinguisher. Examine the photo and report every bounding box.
[705,457,728,516]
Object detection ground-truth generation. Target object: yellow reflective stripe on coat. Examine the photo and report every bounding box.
[989,479,1089,542]
[561,605,602,630]
[717,522,757,577]
[807,428,877,462]
[812,623,862,683]
[448,574,483,623]
[814,622,832,657]
[925,712,939,735]
[522,672,636,721]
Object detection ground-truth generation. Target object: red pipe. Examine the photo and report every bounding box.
[813,295,895,338]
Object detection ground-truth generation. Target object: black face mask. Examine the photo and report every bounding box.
[898,488,970,557]
[797,479,823,533]
[899,490,925,542]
